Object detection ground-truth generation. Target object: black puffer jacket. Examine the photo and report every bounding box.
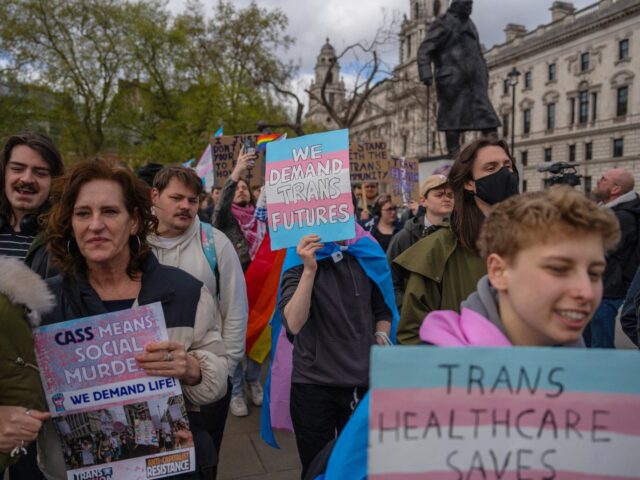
[603,194,640,298]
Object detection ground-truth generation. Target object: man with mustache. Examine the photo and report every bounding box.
[0,132,64,270]
[0,132,63,480]
[149,166,247,476]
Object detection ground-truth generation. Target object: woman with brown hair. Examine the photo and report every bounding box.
[364,194,402,253]
[394,135,518,344]
[37,160,228,480]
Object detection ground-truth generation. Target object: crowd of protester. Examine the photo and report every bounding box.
[0,130,639,480]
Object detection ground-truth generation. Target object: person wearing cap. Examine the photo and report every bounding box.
[387,174,453,308]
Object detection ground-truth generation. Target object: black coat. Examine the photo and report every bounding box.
[603,194,640,298]
[417,12,500,131]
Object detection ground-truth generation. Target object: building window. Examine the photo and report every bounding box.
[407,35,412,57]
[404,109,410,121]
[591,92,597,121]
[569,144,576,162]
[414,2,420,18]
[521,150,528,167]
[524,71,532,89]
[581,52,590,72]
[502,114,509,138]
[617,86,629,117]
[548,63,556,82]
[578,91,589,124]
[585,142,593,161]
[570,98,576,125]
[546,103,556,130]
[613,138,624,158]
[523,109,531,134]
[402,134,408,155]
[522,180,527,192]
[583,176,592,194]
[619,39,629,60]
[544,147,552,162]
[503,78,510,96]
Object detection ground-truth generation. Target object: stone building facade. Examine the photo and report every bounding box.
[307,0,640,191]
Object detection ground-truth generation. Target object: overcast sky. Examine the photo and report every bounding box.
[169,0,595,72]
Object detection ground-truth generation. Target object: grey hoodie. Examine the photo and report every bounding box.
[461,276,585,348]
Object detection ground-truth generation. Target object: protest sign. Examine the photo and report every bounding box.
[210,133,265,187]
[349,140,390,184]
[34,303,195,480]
[265,129,355,250]
[369,346,640,479]
[389,156,420,206]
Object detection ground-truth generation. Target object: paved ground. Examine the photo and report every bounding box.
[217,401,301,480]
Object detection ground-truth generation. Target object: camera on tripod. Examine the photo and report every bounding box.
[537,162,582,187]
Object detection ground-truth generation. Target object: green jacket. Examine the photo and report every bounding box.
[0,257,54,470]
[393,226,487,345]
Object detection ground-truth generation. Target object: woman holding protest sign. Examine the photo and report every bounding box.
[37,160,228,480]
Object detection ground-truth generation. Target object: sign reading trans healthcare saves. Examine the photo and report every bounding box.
[34,303,195,480]
[369,347,640,480]
[265,129,355,250]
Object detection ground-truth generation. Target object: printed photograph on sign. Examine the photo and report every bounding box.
[53,396,191,470]
[368,347,640,480]
[265,129,355,250]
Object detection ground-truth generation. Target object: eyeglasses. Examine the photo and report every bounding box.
[382,206,398,212]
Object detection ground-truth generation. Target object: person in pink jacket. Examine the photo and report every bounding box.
[421,186,621,348]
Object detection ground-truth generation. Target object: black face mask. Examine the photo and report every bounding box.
[474,167,519,205]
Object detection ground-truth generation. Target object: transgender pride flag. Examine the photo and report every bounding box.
[195,144,214,192]
[367,347,640,480]
[265,129,355,250]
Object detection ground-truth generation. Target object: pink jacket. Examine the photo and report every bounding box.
[419,307,512,346]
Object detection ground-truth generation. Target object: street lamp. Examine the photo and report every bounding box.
[507,67,521,158]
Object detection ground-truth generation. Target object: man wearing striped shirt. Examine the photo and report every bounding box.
[0,132,63,478]
[0,132,63,263]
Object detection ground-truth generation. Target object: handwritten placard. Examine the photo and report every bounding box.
[211,133,264,186]
[369,346,640,479]
[389,156,419,206]
[266,129,355,250]
[349,140,390,184]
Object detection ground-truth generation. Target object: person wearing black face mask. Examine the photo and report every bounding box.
[394,136,518,344]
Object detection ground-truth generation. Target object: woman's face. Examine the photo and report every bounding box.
[379,201,397,223]
[72,179,138,268]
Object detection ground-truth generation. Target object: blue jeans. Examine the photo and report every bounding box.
[231,357,262,397]
[584,298,624,348]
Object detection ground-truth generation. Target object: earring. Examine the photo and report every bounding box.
[66,238,74,254]
[132,235,142,252]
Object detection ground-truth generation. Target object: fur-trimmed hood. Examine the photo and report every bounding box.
[0,256,55,326]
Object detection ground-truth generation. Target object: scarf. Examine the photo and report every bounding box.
[231,203,266,260]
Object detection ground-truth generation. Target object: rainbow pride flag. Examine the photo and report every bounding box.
[244,232,286,363]
[257,133,285,152]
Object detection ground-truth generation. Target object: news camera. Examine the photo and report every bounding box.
[537,162,582,188]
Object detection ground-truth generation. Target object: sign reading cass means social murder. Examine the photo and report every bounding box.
[266,129,355,250]
[369,347,640,479]
[34,303,196,480]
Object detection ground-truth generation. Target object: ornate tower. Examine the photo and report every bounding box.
[306,38,346,129]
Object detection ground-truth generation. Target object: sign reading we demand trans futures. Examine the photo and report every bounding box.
[266,129,355,250]
[34,303,195,480]
[369,347,640,480]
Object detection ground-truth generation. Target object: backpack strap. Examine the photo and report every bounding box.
[200,222,221,301]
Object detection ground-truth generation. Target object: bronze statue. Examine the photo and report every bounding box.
[418,0,500,157]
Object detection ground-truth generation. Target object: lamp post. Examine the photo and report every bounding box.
[507,67,521,157]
